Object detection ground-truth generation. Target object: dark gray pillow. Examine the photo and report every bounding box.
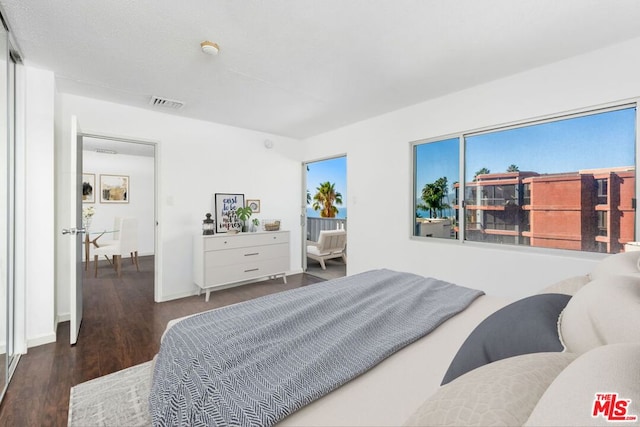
[441,293,571,385]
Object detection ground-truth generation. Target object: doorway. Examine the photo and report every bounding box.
[303,155,347,280]
[81,135,158,298]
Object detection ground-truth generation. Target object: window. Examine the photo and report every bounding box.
[413,105,636,254]
[522,183,531,205]
[413,138,458,239]
[597,211,608,236]
[596,179,608,205]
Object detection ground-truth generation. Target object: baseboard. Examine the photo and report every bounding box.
[156,289,200,303]
[27,332,57,349]
[57,313,70,324]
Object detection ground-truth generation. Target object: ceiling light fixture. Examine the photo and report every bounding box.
[200,40,220,56]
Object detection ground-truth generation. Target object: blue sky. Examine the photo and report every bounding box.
[306,156,347,217]
[465,107,636,181]
[415,107,636,199]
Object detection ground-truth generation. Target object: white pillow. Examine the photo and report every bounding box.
[559,275,640,354]
[589,251,640,280]
[538,275,590,296]
[525,343,640,426]
[403,352,577,427]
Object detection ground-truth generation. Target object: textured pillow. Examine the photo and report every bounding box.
[525,343,640,426]
[590,251,640,280]
[559,275,640,354]
[538,275,590,296]
[441,293,571,385]
[405,352,577,427]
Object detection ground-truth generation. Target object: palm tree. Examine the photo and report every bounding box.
[474,167,491,181]
[417,183,441,218]
[312,182,343,218]
[417,177,450,218]
[506,164,520,172]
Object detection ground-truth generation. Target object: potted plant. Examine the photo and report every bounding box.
[251,217,260,232]
[235,206,253,232]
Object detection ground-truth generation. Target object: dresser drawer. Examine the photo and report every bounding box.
[204,232,289,251]
[204,243,288,267]
[205,256,289,286]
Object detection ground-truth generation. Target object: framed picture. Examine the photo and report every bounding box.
[82,173,95,203]
[100,174,129,203]
[246,199,261,213]
[214,193,244,233]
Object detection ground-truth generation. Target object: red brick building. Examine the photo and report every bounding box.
[455,167,635,253]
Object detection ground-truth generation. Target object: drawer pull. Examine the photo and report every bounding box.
[244,268,259,273]
[244,252,259,257]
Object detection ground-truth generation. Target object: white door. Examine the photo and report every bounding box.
[63,116,84,345]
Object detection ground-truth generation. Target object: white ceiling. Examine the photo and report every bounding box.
[4,0,640,139]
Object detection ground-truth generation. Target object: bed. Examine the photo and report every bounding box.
[151,269,505,426]
[70,252,640,426]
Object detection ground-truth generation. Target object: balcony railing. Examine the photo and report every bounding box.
[307,217,347,242]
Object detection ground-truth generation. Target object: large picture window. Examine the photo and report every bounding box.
[413,105,636,254]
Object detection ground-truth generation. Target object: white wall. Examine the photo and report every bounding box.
[303,37,640,300]
[82,150,155,256]
[55,94,303,323]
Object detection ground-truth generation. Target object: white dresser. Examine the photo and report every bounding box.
[193,231,290,301]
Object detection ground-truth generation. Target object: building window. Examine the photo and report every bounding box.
[597,211,608,236]
[596,179,608,205]
[412,104,636,254]
[521,210,531,232]
[522,183,531,205]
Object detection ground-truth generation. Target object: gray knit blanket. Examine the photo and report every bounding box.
[149,269,484,426]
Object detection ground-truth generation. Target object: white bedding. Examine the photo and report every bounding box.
[278,295,507,426]
[160,294,507,426]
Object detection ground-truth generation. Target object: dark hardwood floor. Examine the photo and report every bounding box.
[0,256,324,426]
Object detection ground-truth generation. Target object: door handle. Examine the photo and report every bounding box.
[62,228,86,235]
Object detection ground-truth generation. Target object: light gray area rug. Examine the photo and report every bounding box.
[68,361,152,426]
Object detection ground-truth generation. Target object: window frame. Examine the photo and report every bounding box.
[410,100,639,257]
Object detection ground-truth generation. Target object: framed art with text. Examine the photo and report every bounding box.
[214,193,244,233]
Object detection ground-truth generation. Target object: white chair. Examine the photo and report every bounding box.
[307,229,347,270]
[93,217,139,277]
[95,216,122,248]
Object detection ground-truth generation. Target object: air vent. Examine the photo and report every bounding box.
[96,148,117,154]
[149,96,185,110]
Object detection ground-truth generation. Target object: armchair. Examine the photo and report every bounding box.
[307,229,347,270]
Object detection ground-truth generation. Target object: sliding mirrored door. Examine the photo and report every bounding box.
[0,19,9,400]
[0,16,19,402]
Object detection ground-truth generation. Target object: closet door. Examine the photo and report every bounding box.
[0,22,10,401]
